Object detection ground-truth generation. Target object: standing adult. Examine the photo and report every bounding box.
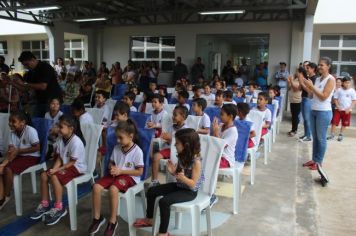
[275,62,289,88]
[66,57,79,74]
[172,57,188,84]
[190,57,205,84]
[53,57,66,76]
[0,56,9,74]
[110,62,122,85]
[12,51,62,117]
[97,62,110,78]
[238,58,250,83]
[221,60,235,85]
[287,67,303,137]
[299,62,317,141]
[148,61,159,84]
[300,57,335,170]
[82,61,96,77]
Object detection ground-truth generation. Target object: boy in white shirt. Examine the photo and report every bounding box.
[94,90,111,124]
[223,90,237,105]
[146,94,168,138]
[252,92,272,138]
[201,84,215,104]
[191,98,211,135]
[71,99,94,124]
[176,90,190,111]
[329,76,356,141]
[123,91,138,112]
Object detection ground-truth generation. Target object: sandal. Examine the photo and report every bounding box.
[133,218,153,228]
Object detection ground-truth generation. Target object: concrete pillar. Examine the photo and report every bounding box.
[45,25,64,65]
[303,14,314,61]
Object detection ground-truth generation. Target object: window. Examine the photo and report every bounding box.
[130,36,176,72]
[64,39,85,67]
[319,34,356,76]
[21,40,49,62]
[0,41,7,55]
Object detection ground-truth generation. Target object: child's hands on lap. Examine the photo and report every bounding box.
[167,160,177,174]
[146,121,155,128]
[160,132,170,141]
[110,166,121,176]
[48,168,59,175]
[175,170,185,181]
[212,117,220,135]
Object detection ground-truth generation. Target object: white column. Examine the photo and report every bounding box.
[45,25,64,65]
[303,14,314,61]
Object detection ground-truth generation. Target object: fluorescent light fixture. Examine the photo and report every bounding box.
[199,10,245,15]
[74,17,108,22]
[24,5,60,11]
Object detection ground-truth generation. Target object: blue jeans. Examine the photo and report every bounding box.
[301,97,312,138]
[310,110,332,164]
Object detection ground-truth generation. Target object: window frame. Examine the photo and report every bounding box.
[0,41,8,55]
[21,40,49,62]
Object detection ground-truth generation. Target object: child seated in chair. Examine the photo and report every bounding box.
[71,99,94,125]
[236,102,256,148]
[134,129,204,236]
[192,85,202,99]
[138,91,154,113]
[94,90,111,125]
[223,90,237,105]
[246,82,258,101]
[176,90,190,111]
[201,83,215,104]
[149,106,189,187]
[30,115,86,225]
[214,90,224,108]
[0,111,40,210]
[252,92,271,138]
[88,120,144,236]
[192,98,211,135]
[123,91,137,112]
[146,94,168,138]
[109,101,130,127]
[236,87,246,100]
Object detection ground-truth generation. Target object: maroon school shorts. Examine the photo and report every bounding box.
[96,174,136,193]
[47,165,81,185]
[6,156,39,175]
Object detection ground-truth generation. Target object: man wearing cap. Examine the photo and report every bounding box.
[10,51,62,117]
[275,62,289,88]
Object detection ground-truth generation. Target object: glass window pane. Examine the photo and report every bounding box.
[42,50,49,60]
[341,50,356,61]
[32,41,40,50]
[161,37,175,47]
[42,40,49,50]
[65,50,71,59]
[162,51,175,59]
[161,61,174,71]
[132,49,144,59]
[320,50,338,61]
[146,37,159,47]
[32,51,41,59]
[64,40,70,49]
[340,64,356,77]
[320,35,340,47]
[146,50,159,58]
[71,39,82,48]
[72,50,82,58]
[22,41,30,50]
[132,37,144,47]
[0,41,7,50]
[343,35,356,47]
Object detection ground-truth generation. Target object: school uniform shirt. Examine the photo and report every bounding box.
[162,123,188,149]
[223,100,237,105]
[9,125,40,157]
[175,103,190,111]
[79,112,94,124]
[45,111,63,124]
[110,144,144,183]
[245,116,257,146]
[55,134,87,173]
[130,106,138,112]
[220,126,238,167]
[149,109,168,128]
[252,107,272,125]
[198,113,211,130]
[202,93,216,103]
[94,103,111,122]
[333,88,356,111]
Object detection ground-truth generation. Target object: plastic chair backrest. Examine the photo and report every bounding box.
[31,118,53,163]
[235,119,252,163]
[199,135,226,195]
[246,110,264,148]
[105,126,154,180]
[204,106,221,124]
[135,93,144,103]
[60,104,72,115]
[167,87,175,94]
[85,108,105,124]
[0,113,10,153]
[81,123,103,174]
[163,104,176,114]
[106,99,117,121]
[274,96,282,116]
[130,112,151,129]
[112,84,128,99]
[245,95,252,103]
[161,113,173,133]
[233,97,246,103]
[145,103,153,114]
[186,115,202,130]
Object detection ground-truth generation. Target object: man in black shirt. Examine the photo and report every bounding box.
[11,51,62,117]
[0,56,9,74]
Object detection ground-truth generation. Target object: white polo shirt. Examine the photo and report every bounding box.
[202,93,215,103]
[110,144,144,183]
[79,112,94,124]
[130,106,138,112]
[220,126,238,167]
[252,107,272,125]
[94,103,111,122]
[198,113,211,130]
[45,111,63,124]
[149,109,168,128]
[162,123,188,149]
[176,103,190,111]
[55,134,86,173]
[9,125,40,157]
[334,88,356,111]
[245,116,257,145]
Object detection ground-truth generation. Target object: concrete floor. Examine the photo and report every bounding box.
[0,116,355,236]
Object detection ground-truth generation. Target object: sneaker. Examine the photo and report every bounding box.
[44,207,68,226]
[148,180,160,188]
[30,204,51,220]
[302,160,314,167]
[0,196,10,210]
[337,134,344,142]
[104,222,118,236]
[309,163,318,170]
[299,135,306,140]
[317,163,329,185]
[326,134,334,140]
[288,131,296,137]
[209,194,219,208]
[300,137,312,142]
[88,216,106,235]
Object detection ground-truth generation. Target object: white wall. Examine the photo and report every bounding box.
[101,21,292,84]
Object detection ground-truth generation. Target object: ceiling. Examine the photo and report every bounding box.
[0,0,318,27]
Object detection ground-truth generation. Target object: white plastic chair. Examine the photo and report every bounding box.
[106,99,117,122]
[152,135,226,236]
[66,123,103,230]
[85,107,105,125]
[135,92,144,103]
[185,115,202,130]
[271,100,279,143]
[163,104,176,114]
[144,102,153,114]
[246,110,264,185]
[84,84,96,108]
[167,87,175,94]
[0,113,10,155]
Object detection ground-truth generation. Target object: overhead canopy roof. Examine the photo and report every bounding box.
[0,0,318,27]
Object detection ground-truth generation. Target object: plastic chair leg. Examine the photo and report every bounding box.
[264,137,268,165]
[191,207,200,236]
[233,169,240,215]
[67,183,78,231]
[14,175,23,216]
[250,151,256,185]
[30,171,37,194]
[152,196,162,236]
[206,206,212,236]
[126,192,137,236]
[174,212,182,229]
[139,190,146,215]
